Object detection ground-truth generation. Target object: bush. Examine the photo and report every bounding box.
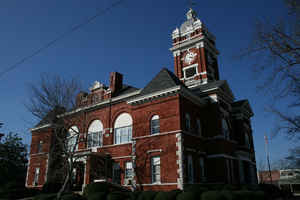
[232,191,256,200]
[154,190,181,200]
[201,190,234,200]
[137,191,157,200]
[258,184,282,198]
[61,193,86,200]
[33,193,57,200]
[87,192,107,200]
[0,181,41,199]
[176,192,197,200]
[107,191,129,200]
[42,181,62,194]
[184,185,208,197]
[128,191,142,200]
[83,182,112,197]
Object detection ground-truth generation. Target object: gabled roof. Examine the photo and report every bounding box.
[113,84,139,97]
[139,68,184,96]
[34,106,65,128]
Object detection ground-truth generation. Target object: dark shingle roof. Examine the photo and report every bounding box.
[34,106,65,128]
[113,84,139,97]
[232,100,248,107]
[139,68,184,96]
[196,80,227,92]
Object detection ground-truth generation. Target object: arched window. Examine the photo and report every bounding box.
[196,118,202,136]
[114,113,132,144]
[68,126,79,151]
[185,113,191,131]
[222,118,230,139]
[151,115,160,135]
[87,120,103,148]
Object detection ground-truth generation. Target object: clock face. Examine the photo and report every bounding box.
[184,51,197,65]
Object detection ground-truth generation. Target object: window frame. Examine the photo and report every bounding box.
[187,155,194,183]
[114,125,132,144]
[37,141,43,153]
[151,156,161,184]
[150,115,160,135]
[196,118,202,136]
[33,167,40,186]
[222,118,230,140]
[112,163,121,184]
[185,113,191,131]
[125,161,133,179]
[67,126,79,152]
[183,64,199,80]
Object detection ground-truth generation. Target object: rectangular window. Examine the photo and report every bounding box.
[151,157,160,183]
[199,157,205,181]
[68,136,78,152]
[114,126,132,144]
[87,131,102,148]
[125,162,133,179]
[112,163,121,184]
[37,141,43,153]
[33,168,40,186]
[187,155,194,183]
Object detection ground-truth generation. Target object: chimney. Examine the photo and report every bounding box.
[110,72,123,94]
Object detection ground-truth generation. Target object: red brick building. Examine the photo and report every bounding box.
[26,8,257,191]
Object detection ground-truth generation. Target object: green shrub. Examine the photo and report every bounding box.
[201,190,234,200]
[0,181,41,199]
[137,191,157,200]
[83,182,111,197]
[232,191,254,200]
[258,184,282,198]
[184,185,208,197]
[176,192,197,200]
[252,191,265,200]
[107,191,129,200]
[206,184,224,191]
[222,185,240,191]
[154,190,181,200]
[42,181,62,194]
[128,191,142,200]
[33,193,57,200]
[61,193,86,200]
[87,192,107,200]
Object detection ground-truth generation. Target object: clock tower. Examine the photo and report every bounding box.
[170,8,220,87]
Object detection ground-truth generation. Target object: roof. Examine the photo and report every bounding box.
[139,68,185,96]
[113,84,139,97]
[196,80,227,92]
[34,106,66,128]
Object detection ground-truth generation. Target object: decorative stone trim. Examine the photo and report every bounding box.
[176,133,183,190]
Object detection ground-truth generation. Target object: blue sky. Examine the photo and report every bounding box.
[0,0,293,166]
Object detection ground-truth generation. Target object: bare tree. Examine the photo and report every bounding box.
[26,74,85,199]
[240,0,300,139]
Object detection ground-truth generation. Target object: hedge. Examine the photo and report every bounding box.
[154,190,181,200]
[176,192,197,200]
[83,182,112,197]
[107,191,130,200]
[137,191,157,200]
[87,192,107,200]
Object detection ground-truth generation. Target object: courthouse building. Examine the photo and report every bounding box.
[26,8,257,191]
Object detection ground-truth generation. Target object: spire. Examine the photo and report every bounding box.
[186,8,197,20]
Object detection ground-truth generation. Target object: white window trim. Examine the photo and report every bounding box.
[150,115,160,135]
[151,156,161,184]
[87,131,103,149]
[114,125,133,145]
[183,63,199,80]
